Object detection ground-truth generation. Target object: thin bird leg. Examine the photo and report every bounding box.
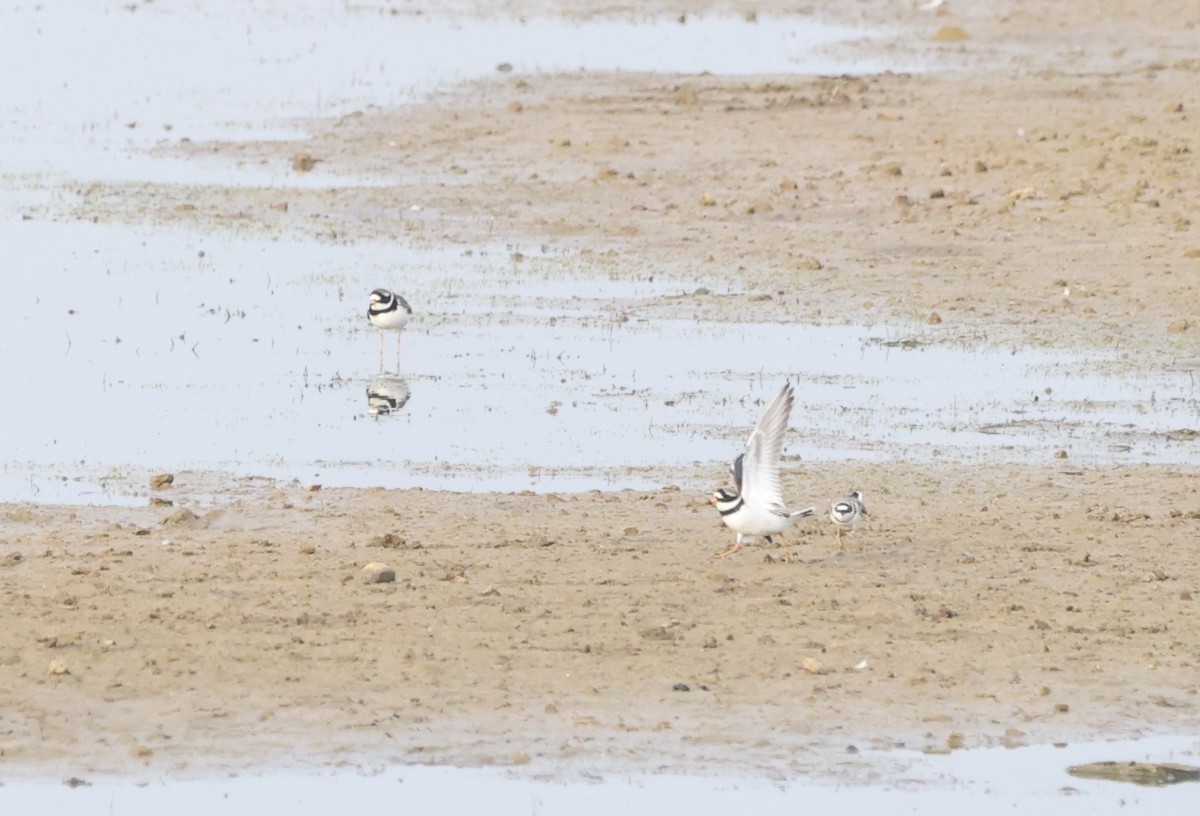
[775,536,794,563]
[713,542,742,559]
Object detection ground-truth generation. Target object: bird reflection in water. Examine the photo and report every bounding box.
[366,373,411,416]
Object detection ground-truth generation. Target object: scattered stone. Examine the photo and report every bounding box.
[947,733,965,750]
[1055,449,1069,459]
[929,188,945,199]
[299,545,316,555]
[801,657,826,675]
[699,193,716,206]
[149,473,174,490]
[746,200,774,214]
[1054,703,1070,713]
[361,562,396,584]
[926,311,942,325]
[1168,318,1190,333]
[48,659,70,676]
[148,497,173,507]
[161,508,201,527]
[291,153,320,172]
[933,25,969,42]
[623,526,639,536]
[1164,102,1184,113]
[672,682,690,692]
[496,62,513,73]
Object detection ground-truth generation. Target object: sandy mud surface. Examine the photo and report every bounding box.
[4,0,1200,779]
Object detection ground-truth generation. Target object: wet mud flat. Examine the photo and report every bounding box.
[1,460,1198,783]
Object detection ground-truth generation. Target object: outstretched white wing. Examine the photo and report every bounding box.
[739,382,793,512]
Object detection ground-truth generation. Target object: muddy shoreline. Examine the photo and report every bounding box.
[3,458,1198,778]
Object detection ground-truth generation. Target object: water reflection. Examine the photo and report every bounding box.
[3,221,1197,503]
[367,373,411,416]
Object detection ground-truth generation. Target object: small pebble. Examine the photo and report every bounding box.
[149,473,174,490]
[161,508,201,527]
[361,562,396,584]
[802,657,827,675]
[291,153,319,172]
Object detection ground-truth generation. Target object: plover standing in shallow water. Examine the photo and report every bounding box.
[367,288,412,369]
[710,382,816,560]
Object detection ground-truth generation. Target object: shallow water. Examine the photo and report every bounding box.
[0,1,940,503]
[9,2,1190,504]
[1,736,1196,815]
[0,3,894,178]
[2,217,1198,503]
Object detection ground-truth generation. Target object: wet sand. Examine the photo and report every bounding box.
[5,0,1200,779]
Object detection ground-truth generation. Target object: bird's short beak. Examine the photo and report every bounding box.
[708,496,717,506]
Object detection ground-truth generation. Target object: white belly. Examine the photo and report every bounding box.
[722,501,792,540]
[370,309,410,331]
